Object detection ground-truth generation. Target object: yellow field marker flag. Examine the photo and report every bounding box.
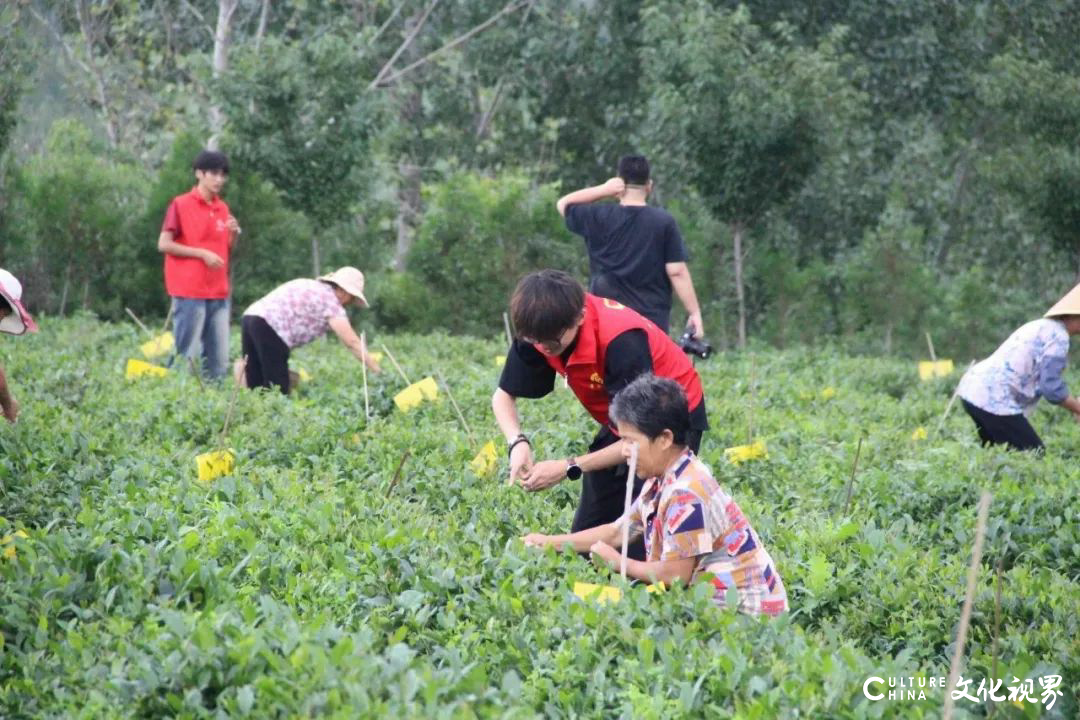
[394,376,439,412]
[724,439,768,465]
[918,359,954,381]
[494,355,506,367]
[2,529,29,560]
[139,331,174,359]
[470,440,498,477]
[125,358,168,380]
[572,581,666,604]
[195,449,235,484]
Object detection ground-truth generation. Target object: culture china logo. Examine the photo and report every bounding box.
[862,674,1064,710]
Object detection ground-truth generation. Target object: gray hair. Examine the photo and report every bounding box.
[609,374,690,445]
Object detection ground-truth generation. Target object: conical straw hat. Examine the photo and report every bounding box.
[1045,284,1080,318]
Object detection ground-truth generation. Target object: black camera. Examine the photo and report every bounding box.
[679,328,712,359]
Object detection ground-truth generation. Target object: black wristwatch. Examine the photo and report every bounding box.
[507,433,530,458]
[566,458,582,480]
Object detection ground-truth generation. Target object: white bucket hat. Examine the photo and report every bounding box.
[0,269,37,335]
[318,266,369,307]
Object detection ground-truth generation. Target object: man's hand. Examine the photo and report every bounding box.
[522,459,566,492]
[201,249,225,269]
[589,540,620,569]
[522,533,553,549]
[226,216,241,235]
[2,398,18,423]
[604,177,626,197]
[687,310,705,339]
[508,442,534,486]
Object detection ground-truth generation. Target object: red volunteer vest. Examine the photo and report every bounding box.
[536,294,704,428]
[163,187,232,299]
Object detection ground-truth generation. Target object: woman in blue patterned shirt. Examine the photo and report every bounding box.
[956,284,1080,451]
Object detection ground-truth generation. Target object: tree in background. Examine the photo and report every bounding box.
[387,171,579,335]
[641,2,864,348]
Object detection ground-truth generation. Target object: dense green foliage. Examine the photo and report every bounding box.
[2,1,1080,358]
[1,316,1076,717]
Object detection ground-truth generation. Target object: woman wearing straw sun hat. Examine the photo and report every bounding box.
[956,283,1080,451]
[239,267,381,394]
[0,269,38,423]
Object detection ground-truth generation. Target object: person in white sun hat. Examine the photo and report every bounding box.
[0,269,38,423]
[239,267,381,394]
[956,283,1080,451]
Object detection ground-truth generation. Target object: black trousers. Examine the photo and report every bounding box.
[570,426,704,561]
[241,315,291,395]
[962,399,1044,452]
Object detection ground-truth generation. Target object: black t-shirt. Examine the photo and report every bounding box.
[564,203,688,332]
[497,329,708,431]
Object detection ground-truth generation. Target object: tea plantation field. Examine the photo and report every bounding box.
[1,316,1076,718]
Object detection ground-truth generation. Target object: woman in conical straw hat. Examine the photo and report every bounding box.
[955,283,1080,451]
[238,267,381,394]
[0,269,39,423]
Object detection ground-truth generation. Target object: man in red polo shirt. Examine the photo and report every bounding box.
[156,150,239,379]
[492,269,708,560]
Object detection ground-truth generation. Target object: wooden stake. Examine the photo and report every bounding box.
[747,354,757,444]
[436,371,475,446]
[620,442,639,581]
[125,307,151,336]
[842,436,863,515]
[187,357,205,391]
[161,303,174,334]
[943,491,992,720]
[360,332,370,422]
[937,360,975,435]
[503,312,513,348]
[386,449,411,497]
[925,331,937,362]
[218,356,247,450]
[379,342,412,385]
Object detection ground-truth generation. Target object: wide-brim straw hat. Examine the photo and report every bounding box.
[0,268,38,335]
[1045,283,1080,318]
[318,266,369,307]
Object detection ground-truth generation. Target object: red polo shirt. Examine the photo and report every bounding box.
[538,294,704,427]
[161,187,233,299]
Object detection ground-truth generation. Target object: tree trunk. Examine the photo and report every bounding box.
[393,159,422,271]
[208,0,241,149]
[312,236,321,277]
[732,222,747,350]
[75,0,119,148]
[59,262,72,316]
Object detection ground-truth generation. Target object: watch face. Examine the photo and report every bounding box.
[567,463,582,480]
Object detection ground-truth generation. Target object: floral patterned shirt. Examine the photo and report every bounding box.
[625,450,789,617]
[957,318,1070,416]
[243,279,346,349]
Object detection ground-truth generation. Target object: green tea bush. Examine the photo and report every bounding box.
[0,317,1076,718]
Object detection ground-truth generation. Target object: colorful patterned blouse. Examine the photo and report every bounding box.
[957,318,1070,416]
[243,279,346,349]
[625,450,789,617]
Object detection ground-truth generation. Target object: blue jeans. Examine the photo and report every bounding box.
[170,297,230,379]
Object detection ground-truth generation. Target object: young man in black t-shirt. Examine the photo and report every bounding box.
[556,155,704,337]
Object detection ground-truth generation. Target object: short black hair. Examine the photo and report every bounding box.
[610,374,690,446]
[510,270,585,342]
[193,150,230,174]
[617,155,650,186]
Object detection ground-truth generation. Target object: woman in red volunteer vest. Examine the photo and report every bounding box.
[492,269,708,561]
[156,150,239,380]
